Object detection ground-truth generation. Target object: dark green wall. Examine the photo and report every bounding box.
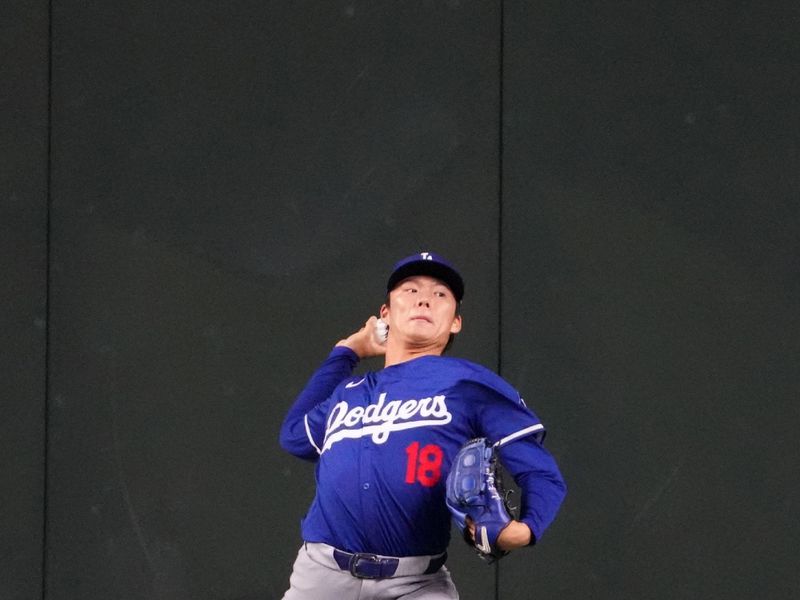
[44,2,499,599]
[501,3,800,598]
[0,0,49,598]
[2,2,798,599]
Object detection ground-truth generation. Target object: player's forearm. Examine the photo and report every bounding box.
[516,469,567,543]
[279,347,358,457]
[499,440,567,543]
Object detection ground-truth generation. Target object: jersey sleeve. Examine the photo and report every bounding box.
[458,378,567,543]
[279,346,359,461]
[497,435,567,543]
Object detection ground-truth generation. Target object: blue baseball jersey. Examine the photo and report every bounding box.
[280,347,566,557]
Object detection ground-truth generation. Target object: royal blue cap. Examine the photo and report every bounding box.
[386,251,464,302]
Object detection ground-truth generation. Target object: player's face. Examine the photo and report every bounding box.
[381,275,462,349]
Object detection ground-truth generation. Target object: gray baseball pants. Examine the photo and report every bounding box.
[282,542,459,600]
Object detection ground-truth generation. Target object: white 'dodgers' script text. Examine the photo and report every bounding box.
[322,393,451,452]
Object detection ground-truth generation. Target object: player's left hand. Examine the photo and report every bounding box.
[466,517,531,551]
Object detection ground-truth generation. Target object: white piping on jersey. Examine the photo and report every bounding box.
[493,423,545,449]
[304,414,323,455]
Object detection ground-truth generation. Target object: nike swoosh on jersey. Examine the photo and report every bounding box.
[345,377,366,389]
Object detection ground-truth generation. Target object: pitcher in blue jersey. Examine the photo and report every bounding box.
[280,252,566,599]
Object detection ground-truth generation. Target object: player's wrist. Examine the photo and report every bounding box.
[496,521,531,551]
[335,337,371,359]
[329,345,360,362]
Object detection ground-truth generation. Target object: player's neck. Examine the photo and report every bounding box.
[383,342,445,367]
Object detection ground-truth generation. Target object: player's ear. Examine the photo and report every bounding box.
[449,314,462,334]
[380,304,389,320]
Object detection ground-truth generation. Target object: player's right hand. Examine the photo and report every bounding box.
[335,316,388,359]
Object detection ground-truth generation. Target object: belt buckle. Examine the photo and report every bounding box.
[349,552,381,579]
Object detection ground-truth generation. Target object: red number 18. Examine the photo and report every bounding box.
[405,441,443,487]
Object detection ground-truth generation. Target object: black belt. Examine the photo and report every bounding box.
[332,548,447,579]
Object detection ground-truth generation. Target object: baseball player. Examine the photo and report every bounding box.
[279,252,566,599]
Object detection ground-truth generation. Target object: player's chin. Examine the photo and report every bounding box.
[408,321,448,336]
[404,324,434,338]
[407,332,449,348]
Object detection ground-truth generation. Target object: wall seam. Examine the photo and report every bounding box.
[497,0,505,375]
[495,0,505,598]
[41,0,54,597]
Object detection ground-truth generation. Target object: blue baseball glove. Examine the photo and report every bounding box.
[445,438,513,562]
